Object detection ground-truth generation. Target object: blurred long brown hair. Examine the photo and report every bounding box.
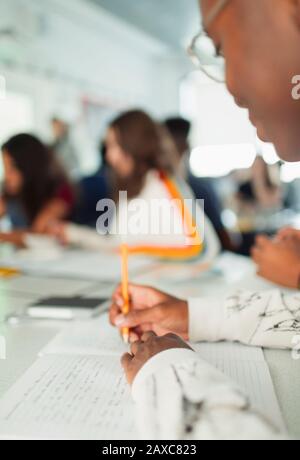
[109,110,178,199]
[2,133,71,224]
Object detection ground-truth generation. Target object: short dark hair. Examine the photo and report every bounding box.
[164,117,191,141]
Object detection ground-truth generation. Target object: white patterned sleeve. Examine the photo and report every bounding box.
[188,290,300,349]
[132,349,286,440]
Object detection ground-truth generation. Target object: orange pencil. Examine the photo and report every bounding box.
[121,244,130,343]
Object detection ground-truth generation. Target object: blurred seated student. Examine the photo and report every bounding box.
[251,228,300,289]
[51,110,221,262]
[0,134,74,246]
[71,142,111,227]
[164,117,234,251]
[236,156,283,212]
[232,157,283,255]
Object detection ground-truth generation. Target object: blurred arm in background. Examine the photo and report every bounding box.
[252,232,300,289]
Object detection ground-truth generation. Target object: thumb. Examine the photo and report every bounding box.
[115,308,156,328]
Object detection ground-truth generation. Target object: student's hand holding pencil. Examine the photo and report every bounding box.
[110,284,189,342]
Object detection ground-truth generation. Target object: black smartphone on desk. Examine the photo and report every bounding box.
[27,296,110,320]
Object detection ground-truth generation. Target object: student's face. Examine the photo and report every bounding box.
[200,0,300,162]
[2,151,23,195]
[105,128,135,178]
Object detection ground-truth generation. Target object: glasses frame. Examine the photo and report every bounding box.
[187,0,230,83]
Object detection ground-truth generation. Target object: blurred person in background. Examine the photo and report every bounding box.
[252,227,300,289]
[71,141,111,228]
[51,116,81,179]
[164,116,234,250]
[232,156,283,255]
[0,134,75,246]
[236,156,282,212]
[50,109,221,263]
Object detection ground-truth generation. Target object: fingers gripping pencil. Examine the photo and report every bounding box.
[121,244,130,343]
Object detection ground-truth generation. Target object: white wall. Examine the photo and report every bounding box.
[0,0,183,143]
[180,72,256,147]
[180,71,259,177]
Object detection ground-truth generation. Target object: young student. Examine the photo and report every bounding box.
[0,134,74,246]
[110,0,300,440]
[52,110,221,262]
[236,156,282,211]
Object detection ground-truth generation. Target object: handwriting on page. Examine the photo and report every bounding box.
[0,355,135,440]
[40,318,128,357]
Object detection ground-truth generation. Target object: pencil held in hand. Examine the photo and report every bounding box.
[121,244,130,343]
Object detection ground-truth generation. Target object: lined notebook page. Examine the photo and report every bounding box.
[193,342,285,431]
[40,318,285,431]
[39,316,128,357]
[0,354,135,440]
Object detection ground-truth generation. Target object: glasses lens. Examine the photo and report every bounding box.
[190,34,225,82]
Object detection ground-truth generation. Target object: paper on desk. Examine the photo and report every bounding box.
[0,249,155,282]
[193,342,286,432]
[39,316,128,357]
[42,317,285,430]
[0,354,135,440]
[0,315,285,439]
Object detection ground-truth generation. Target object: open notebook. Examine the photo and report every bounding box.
[0,316,285,439]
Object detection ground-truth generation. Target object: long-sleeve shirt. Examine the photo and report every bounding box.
[132,349,286,440]
[188,288,300,349]
[131,289,299,439]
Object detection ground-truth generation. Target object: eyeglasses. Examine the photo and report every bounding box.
[187,0,230,83]
[187,30,226,83]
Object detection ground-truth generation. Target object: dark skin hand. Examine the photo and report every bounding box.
[121,331,193,385]
[110,284,189,342]
[251,235,300,289]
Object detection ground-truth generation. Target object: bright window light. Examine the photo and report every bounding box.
[190,143,256,178]
[0,91,34,181]
[280,163,300,183]
[257,140,280,165]
[221,209,238,229]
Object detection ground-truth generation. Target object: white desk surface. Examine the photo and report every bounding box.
[0,252,299,439]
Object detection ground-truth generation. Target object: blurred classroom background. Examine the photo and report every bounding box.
[1,0,300,255]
